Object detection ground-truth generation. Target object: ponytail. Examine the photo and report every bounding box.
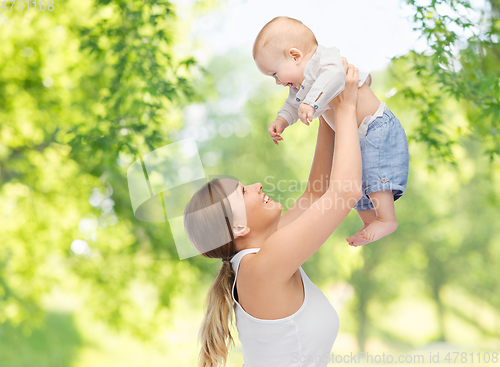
[183,178,240,366]
[198,261,236,367]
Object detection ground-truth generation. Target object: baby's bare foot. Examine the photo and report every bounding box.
[347,227,370,247]
[360,218,398,244]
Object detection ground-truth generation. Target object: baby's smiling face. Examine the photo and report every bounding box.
[254,48,306,90]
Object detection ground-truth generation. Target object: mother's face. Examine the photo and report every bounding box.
[221,179,283,238]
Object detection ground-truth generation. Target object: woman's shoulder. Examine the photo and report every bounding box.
[234,249,260,279]
[236,248,279,283]
[236,247,299,290]
[231,248,260,270]
[234,251,265,303]
[235,250,305,320]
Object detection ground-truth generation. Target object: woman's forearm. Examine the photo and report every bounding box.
[304,115,335,199]
[328,104,362,197]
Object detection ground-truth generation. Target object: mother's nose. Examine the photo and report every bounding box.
[255,183,263,192]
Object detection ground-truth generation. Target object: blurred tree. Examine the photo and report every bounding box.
[401,0,500,163]
[0,0,214,340]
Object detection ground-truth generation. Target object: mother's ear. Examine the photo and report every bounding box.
[234,225,251,238]
[288,48,303,63]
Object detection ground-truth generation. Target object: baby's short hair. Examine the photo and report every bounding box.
[253,16,318,60]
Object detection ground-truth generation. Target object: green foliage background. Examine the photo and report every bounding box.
[0,0,499,366]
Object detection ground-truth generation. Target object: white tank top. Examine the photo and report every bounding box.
[230,248,340,367]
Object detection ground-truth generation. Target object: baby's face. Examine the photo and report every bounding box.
[255,49,305,90]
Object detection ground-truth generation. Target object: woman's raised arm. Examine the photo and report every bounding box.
[276,57,349,230]
[257,64,362,282]
[276,116,335,230]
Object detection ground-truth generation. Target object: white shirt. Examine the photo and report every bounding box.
[230,248,340,367]
[277,45,372,127]
[326,101,387,139]
[356,101,387,140]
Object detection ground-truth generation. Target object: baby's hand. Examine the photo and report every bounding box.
[268,117,288,146]
[298,103,315,125]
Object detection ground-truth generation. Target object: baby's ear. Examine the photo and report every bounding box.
[289,48,303,63]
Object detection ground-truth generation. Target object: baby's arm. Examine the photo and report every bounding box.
[302,47,346,118]
[277,87,300,126]
[268,95,296,146]
[268,87,303,145]
[268,116,289,146]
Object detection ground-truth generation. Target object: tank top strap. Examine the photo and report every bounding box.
[230,248,260,305]
[230,248,260,276]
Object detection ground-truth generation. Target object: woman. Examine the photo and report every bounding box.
[184,61,363,367]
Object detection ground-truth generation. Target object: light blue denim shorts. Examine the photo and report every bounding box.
[354,108,409,211]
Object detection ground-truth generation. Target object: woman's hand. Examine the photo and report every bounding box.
[331,61,359,112]
[341,57,348,73]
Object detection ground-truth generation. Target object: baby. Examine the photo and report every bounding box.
[252,16,410,246]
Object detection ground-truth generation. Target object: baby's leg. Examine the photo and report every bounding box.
[360,190,398,243]
[347,209,377,247]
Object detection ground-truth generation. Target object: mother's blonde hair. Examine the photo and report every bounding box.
[184,178,239,367]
